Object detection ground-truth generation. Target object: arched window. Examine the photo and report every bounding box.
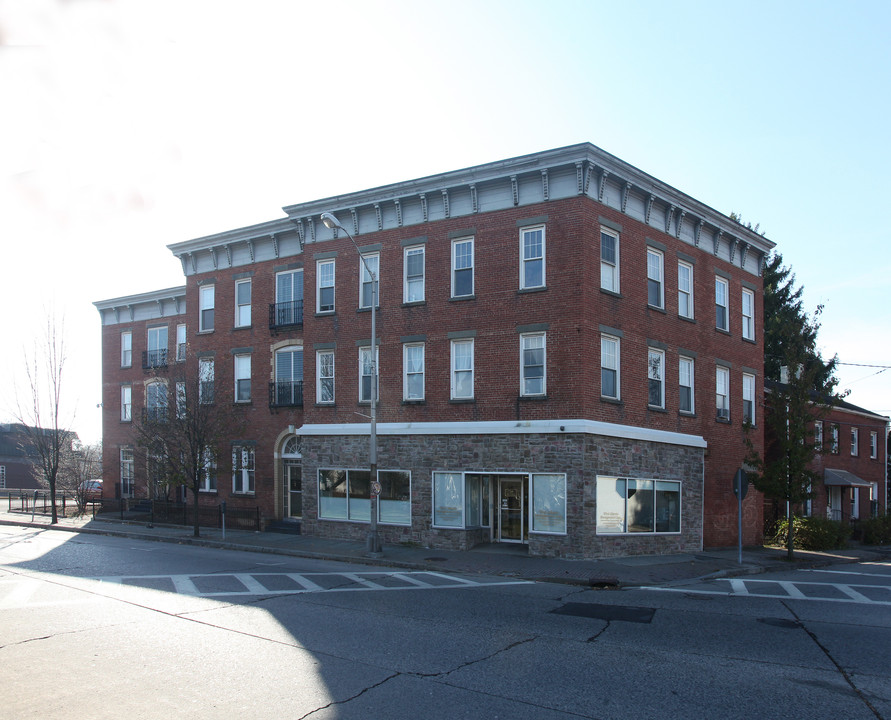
[283,436,301,458]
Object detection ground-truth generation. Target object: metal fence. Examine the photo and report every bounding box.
[6,490,81,515]
[93,499,260,531]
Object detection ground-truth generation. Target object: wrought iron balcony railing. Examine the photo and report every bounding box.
[142,349,169,370]
[269,300,304,331]
[269,380,304,408]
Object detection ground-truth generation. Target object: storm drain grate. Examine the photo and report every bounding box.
[550,602,655,623]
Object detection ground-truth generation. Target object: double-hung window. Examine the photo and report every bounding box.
[359,346,379,403]
[831,424,840,454]
[403,245,425,303]
[451,237,474,298]
[121,331,132,368]
[121,385,132,422]
[815,421,824,450]
[199,358,215,405]
[716,366,730,420]
[647,248,664,309]
[679,356,694,414]
[601,335,620,400]
[120,448,134,497]
[600,228,619,292]
[235,279,251,327]
[647,348,665,409]
[317,350,335,404]
[678,261,694,319]
[743,373,755,425]
[234,354,251,402]
[146,326,168,368]
[450,339,474,399]
[715,277,729,331]
[199,285,215,332]
[199,447,216,492]
[520,333,546,396]
[870,431,878,459]
[275,269,304,326]
[742,288,755,341]
[851,428,859,456]
[176,323,186,362]
[359,253,379,309]
[317,259,335,313]
[403,343,425,401]
[274,347,304,407]
[146,382,168,423]
[232,446,255,494]
[520,226,545,290]
[175,381,186,419]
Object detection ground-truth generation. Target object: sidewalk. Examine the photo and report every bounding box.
[1,508,886,588]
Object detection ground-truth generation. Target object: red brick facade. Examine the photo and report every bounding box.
[96,144,776,556]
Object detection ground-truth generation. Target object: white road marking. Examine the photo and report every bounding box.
[88,571,532,597]
[642,577,891,605]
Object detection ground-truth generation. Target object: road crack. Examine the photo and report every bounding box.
[783,601,884,719]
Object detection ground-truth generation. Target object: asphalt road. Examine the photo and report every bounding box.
[1,525,889,719]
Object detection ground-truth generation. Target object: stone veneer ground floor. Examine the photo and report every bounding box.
[294,420,705,559]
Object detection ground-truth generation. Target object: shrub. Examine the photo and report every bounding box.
[769,515,852,551]
[854,515,891,545]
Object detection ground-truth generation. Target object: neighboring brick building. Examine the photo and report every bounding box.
[762,381,889,527]
[0,423,78,490]
[94,143,775,557]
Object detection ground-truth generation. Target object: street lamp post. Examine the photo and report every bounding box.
[320,212,381,555]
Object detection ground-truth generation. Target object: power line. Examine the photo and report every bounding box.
[836,362,891,369]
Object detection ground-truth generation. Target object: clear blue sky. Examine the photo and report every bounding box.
[2,0,889,444]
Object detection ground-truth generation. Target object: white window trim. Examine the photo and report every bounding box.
[831,424,840,454]
[743,373,756,426]
[520,332,546,397]
[359,252,379,310]
[647,348,665,409]
[451,237,474,298]
[199,285,215,332]
[403,342,425,401]
[199,358,214,405]
[317,259,336,313]
[815,420,824,450]
[234,354,251,403]
[403,245,425,303]
[678,260,694,319]
[231,446,255,494]
[679,356,694,415]
[530,473,567,535]
[176,323,187,362]
[450,338,474,400]
[317,349,335,404]
[235,278,252,328]
[742,288,755,341]
[519,225,545,290]
[870,431,878,459]
[716,366,730,420]
[600,227,620,293]
[121,331,132,368]
[851,427,859,456]
[601,334,620,400]
[358,345,379,403]
[716,277,729,332]
[647,248,664,309]
[121,385,132,422]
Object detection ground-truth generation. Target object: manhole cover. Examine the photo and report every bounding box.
[550,602,655,623]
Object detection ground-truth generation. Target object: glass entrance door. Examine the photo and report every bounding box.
[498,478,524,543]
[286,464,302,518]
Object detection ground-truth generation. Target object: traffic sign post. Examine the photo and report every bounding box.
[732,468,748,564]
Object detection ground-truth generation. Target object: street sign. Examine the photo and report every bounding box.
[733,468,748,499]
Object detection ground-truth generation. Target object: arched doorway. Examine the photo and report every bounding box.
[282,435,302,520]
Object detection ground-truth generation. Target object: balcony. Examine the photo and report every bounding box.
[269,300,304,332]
[269,381,304,408]
[141,406,169,424]
[142,349,169,370]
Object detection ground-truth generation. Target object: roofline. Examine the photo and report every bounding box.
[93,285,187,311]
[764,379,890,422]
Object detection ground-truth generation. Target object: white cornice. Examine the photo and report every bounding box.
[297,418,707,449]
[93,286,186,311]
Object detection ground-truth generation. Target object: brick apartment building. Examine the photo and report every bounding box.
[763,380,888,527]
[95,143,775,558]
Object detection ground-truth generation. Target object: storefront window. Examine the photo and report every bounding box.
[378,471,411,525]
[597,476,681,534]
[531,474,566,534]
[433,472,463,527]
[318,469,347,519]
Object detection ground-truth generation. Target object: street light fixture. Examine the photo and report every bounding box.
[319,212,382,555]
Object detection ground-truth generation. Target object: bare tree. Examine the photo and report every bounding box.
[14,315,72,524]
[58,440,102,513]
[129,357,243,537]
